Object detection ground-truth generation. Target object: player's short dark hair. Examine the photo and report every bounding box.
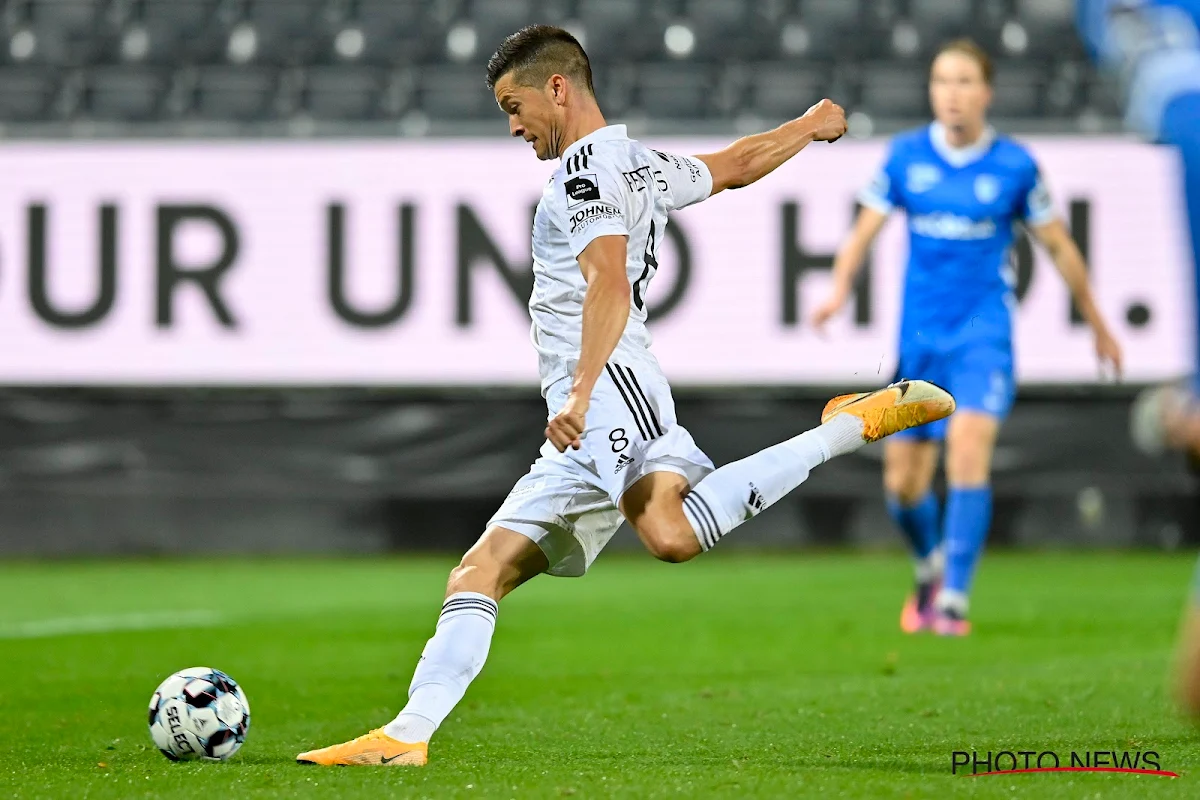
[485,24,594,96]
[933,38,994,85]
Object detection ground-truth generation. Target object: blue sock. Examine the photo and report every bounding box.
[942,486,992,594]
[885,493,940,561]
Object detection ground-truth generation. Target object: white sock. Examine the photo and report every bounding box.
[915,546,944,584]
[935,588,969,617]
[383,592,497,744]
[682,415,864,550]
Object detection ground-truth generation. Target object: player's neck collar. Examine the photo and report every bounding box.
[929,121,996,168]
[561,124,628,162]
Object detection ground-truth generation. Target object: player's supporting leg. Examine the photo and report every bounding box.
[933,411,1000,635]
[621,381,955,562]
[295,527,547,766]
[882,438,944,632]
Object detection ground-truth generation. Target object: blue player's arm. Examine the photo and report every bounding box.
[812,207,890,331]
[696,100,846,195]
[1028,219,1124,376]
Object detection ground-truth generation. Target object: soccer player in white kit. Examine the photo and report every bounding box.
[297,25,955,767]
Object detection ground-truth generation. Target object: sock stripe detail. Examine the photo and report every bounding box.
[683,495,712,549]
[684,493,719,550]
[441,599,497,612]
[441,598,497,613]
[622,366,665,437]
[689,491,723,548]
[440,596,498,621]
[606,363,650,440]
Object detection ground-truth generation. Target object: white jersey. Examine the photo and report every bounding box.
[528,124,713,392]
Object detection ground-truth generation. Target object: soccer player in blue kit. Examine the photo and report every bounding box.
[1076,0,1200,717]
[813,40,1124,635]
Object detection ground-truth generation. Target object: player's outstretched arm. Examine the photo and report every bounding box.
[812,207,889,332]
[696,99,847,196]
[545,235,631,453]
[1029,219,1124,377]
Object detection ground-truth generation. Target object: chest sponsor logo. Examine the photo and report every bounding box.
[910,212,997,240]
[568,202,623,233]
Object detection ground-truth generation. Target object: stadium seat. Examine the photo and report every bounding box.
[752,62,828,119]
[139,0,227,64]
[304,65,383,119]
[858,62,928,118]
[909,0,975,49]
[634,64,712,119]
[246,0,324,64]
[352,0,430,64]
[577,0,642,61]
[193,66,279,120]
[29,0,102,37]
[419,65,496,119]
[0,67,58,120]
[85,67,166,120]
[471,0,534,57]
[989,61,1045,118]
[25,0,114,65]
[685,0,755,59]
[591,62,636,116]
[796,0,863,59]
[1015,0,1080,57]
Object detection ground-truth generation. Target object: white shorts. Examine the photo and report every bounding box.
[488,360,714,577]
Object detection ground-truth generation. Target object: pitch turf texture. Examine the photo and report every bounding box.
[2,554,1199,799]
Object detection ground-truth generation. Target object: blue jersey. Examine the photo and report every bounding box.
[859,123,1056,351]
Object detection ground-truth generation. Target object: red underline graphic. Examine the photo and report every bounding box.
[966,767,1180,778]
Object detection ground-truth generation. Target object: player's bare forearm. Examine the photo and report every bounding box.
[1033,218,1123,373]
[832,208,888,294]
[573,236,632,398]
[574,272,630,396]
[1036,221,1110,333]
[813,208,888,329]
[717,118,818,190]
[698,99,847,195]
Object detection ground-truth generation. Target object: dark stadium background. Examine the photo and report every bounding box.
[0,0,1194,558]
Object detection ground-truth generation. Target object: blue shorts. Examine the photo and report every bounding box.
[891,341,1015,441]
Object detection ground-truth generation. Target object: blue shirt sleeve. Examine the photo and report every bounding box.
[1018,162,1057,226]
[857,141,904,214]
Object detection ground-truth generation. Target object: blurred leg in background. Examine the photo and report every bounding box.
[1080,0,1200,720]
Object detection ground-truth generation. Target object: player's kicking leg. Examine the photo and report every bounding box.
[294,379,953,766]
[622,381,955,562]
[295,527,547,766]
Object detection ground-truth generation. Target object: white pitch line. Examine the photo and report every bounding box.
[0,610,225,640]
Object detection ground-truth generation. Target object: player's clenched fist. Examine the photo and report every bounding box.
[546,391,588,452]
[804,99,847,143]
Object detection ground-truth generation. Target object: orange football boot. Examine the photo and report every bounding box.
[296,729,428,766]
[821,380,955,443]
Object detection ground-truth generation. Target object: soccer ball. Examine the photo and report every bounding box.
[148,667,250,761]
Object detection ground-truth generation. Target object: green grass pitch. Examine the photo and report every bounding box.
[1,552,1198,799]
